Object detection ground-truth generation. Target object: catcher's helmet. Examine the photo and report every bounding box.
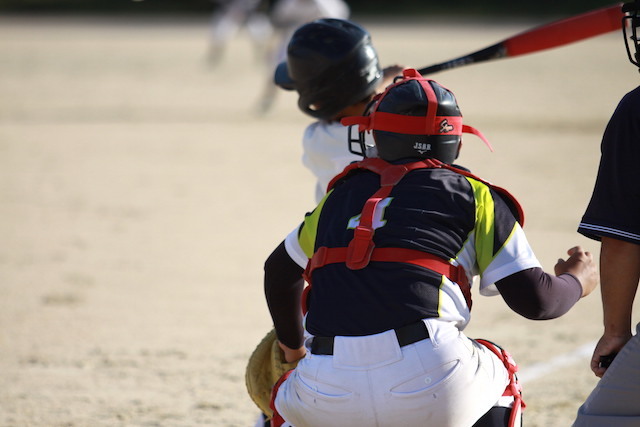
[342,68,491,164]
[274,18,382,120]
[623,1,640,68]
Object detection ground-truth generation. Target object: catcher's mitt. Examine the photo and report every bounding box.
[245,328,299,418]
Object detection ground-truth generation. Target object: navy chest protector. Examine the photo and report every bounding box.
[302,157,524,314]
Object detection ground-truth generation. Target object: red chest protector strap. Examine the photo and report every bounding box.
[343,158,441,270]
[302,246,471,311]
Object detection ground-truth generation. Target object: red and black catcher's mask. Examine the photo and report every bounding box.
[341,68,491,164]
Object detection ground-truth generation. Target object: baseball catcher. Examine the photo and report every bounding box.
[254,69,597,426]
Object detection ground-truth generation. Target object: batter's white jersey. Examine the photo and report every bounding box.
[302,120,376,203]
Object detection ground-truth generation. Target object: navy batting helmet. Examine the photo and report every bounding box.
[274,18,382,120]
[342,68,491,164]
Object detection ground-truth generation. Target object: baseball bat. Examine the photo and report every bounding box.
[417,3,624,75]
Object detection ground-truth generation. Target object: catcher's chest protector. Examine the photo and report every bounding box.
[303,157,524,313]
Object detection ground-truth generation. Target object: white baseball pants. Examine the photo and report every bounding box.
[273,319,513,427]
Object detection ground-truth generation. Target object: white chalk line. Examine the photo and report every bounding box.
[517,340,598,384]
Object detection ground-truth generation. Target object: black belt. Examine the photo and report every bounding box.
[310,321,430,356]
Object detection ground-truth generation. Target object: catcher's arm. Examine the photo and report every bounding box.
[279,340,306,363]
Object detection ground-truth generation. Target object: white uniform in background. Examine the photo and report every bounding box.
[257,0,351,112]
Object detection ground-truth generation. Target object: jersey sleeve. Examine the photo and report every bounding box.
[283,192,331,268]
[466,178,542,296]
[578,87,640,244]
[284,225,308,269]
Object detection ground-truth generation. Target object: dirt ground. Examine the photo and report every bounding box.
[1,13,639,427]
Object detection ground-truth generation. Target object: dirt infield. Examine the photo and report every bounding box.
[1,13,639,427]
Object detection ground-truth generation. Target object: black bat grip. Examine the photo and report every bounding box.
[417,43,507,75]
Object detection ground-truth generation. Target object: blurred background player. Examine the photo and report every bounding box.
[206,0,351,112]
[206,0,274,66]
[573,1,640,425]
[274,18,403,202]
[266,68,598,427]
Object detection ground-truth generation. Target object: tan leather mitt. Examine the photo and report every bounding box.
[245,328,299,418]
